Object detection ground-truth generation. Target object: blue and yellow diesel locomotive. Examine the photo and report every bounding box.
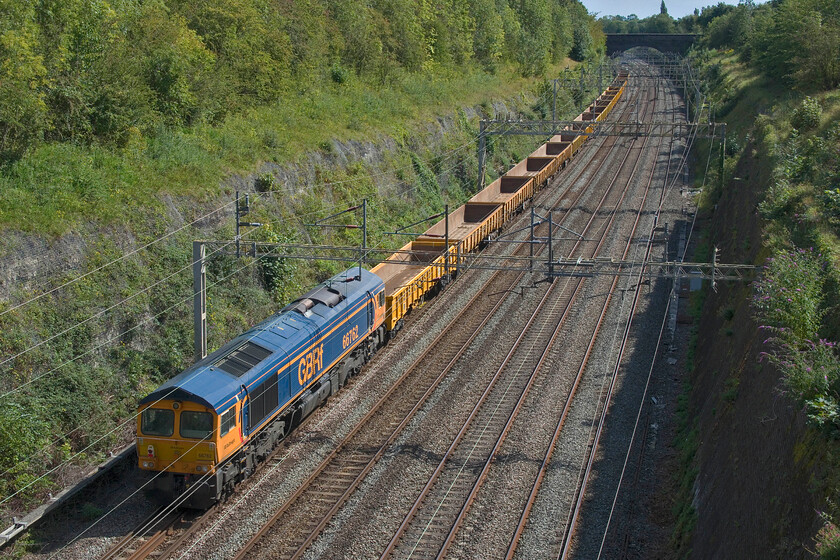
[137,268,386,507]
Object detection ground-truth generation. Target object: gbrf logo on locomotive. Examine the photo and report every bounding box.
[298,344,324,385]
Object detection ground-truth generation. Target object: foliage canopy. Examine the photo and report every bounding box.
[0,0,602,164]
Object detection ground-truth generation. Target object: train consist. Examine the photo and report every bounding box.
[136,73,628,508]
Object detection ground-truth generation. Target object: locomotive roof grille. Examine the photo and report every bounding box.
[214,341,272,377]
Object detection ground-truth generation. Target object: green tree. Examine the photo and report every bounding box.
[698,2,734,27]
[499,0,522,64]
[33,0,156,146]
[550,3,573,63]
[443,0,476,65]
[35,0,95,143]
[276,0,333,83]
[331,0,385,75]
[644,13,675,33]
[0,1,47,161]
[570,2,595,63]
[0,402,52,503]
[172,0,293,106]
[468,0,505,70]
[748,0,840,89]
[127,0,215,125]
[790,9,840,90]
[704,4,752,51]
[513,0,552,75]
[375,0,425,71]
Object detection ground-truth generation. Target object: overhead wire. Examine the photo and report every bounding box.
[0,239,233,400]
[0,198,388,486]
[0,149,492,481]
[4,69,618,540]
[595,100,714,558]
[0,244,228,371]
[0,133,480,375]
[1,207,441,501]
[2,66,563,341]
[0,201,237,319]
[0,98,485,316]
[55,283,309,553]
[5,51,597,326]
[556,73,667,556]
[53,428,221,557]
[49,238,370,554]
[0,247,278,506]
[179,68,629,557]
[579,58,710,556]
[0,198,364,400]
[176,102,612,553]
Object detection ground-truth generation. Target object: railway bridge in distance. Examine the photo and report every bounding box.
[606,33,700,55]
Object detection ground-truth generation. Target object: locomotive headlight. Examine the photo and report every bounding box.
[142,460,155,468]
[196,465,209,473]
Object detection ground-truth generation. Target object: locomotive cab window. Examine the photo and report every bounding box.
[219,407,236,437]
[180,411,213,439]
[141,408,174,437]
[378,291,384,306]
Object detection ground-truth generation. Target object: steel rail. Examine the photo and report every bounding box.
[576,63,690,557]
[231,274,514,560]
[98,508,179,560]
[125,85,626,560]
[503,71,666,560]
[228,82,642,560]
[230,148,596,559]
[380,266,575,559]
[380,84,653,560]
[558,69,678,560]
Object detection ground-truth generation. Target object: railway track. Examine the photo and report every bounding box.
[558,68,693,560]
[88,59,687,560]
[557,80,668,560]
[223,75,660,560]
[378,72,662,560]
[229,126,632,560]
[218,77,646,560]
[89,74,635,560]
[495,63,687,560]
[9,53,701,560]
[99,507,188,560]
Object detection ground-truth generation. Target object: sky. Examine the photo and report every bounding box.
[581,0,766,19]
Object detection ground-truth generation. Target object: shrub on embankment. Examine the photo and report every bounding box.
[682,0,840,550]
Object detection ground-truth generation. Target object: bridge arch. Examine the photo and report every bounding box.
[605,33,700,55]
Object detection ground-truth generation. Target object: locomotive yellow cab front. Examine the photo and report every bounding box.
[137,400,218,476]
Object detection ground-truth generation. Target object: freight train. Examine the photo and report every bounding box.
[136,73,628,508]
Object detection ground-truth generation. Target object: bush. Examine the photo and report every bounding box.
[753,248,840,431]
[752,247,826,341]
[725,133,741,156]
[330,64,349,85]
[817,518,840,559]
[760,339,840,428]
[791,96,822,131]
